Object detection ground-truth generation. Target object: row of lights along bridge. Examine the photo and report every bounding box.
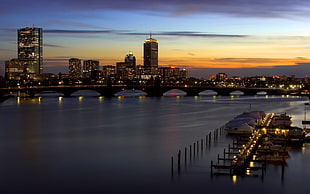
[2,26,309,91]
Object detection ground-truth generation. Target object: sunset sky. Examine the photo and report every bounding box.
[1,0,310,77]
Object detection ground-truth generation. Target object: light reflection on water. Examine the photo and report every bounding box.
[0,95,309,193]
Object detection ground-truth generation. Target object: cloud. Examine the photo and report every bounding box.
[3,0,309,19]
[43,29,115,34]
[1,0,310,19]
[43,29,247,38]
[43,44,65,48]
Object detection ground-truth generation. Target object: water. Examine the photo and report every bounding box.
[0,95,309,193]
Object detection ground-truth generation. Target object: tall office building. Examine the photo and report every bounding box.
[83,60,99,73]
[125,51,136,68]
[18,26,43,75]
[69,58,81,80]
[144,35,158,75]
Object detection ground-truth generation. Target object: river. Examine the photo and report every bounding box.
[0,93,309,193]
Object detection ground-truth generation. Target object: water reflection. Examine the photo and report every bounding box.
[163,89,186,96]
[114,89,147,97]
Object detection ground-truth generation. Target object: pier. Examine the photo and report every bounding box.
[211,112,298,176]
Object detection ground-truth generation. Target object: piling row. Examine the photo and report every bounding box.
[171,126,225,174]
[211,129,266,176]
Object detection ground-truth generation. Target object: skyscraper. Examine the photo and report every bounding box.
[18,26,43,75]
[143,35,158,75]
[125,51,136,68]
[69,58,81,80]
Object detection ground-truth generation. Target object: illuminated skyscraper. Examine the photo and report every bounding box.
[144,35,158,74]
[125,51,136,68]
[69,58,81,80]
[18,26,43,75]
[83,60,99,73]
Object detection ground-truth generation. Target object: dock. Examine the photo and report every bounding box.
[211,112,296,176]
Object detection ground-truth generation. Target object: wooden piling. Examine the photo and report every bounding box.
[185,147,187,164]
[171,156,174,174]
[178,150,181,172]
[209,132,211,144]
[197,141,199,154]
[194,143,196,157]
[201,139,203,151]
[190,145,192,160]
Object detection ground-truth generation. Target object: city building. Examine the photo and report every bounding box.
[159,66,180,82]
[159,66,188,84]
[18,26,43,75]
[69,58,81,80]
[124,51,136,68]
[216,73,228,81]
[179,68,188,79]
[5,59,25,80]
[102,65,116,80]
[144,35,158,75]
[83,60,100,79]
[116,62,136,80]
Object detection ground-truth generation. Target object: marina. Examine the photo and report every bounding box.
[211,110,308,177]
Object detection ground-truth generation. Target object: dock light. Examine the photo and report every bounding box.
[232,175,237,184]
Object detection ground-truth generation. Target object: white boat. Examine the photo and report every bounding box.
[225,111,265,135]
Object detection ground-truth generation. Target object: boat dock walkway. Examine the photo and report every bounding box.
[211,112,288,176]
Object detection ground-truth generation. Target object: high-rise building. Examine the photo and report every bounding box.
[83,60,99,73]
[5,59,25,80]
[18,26,43,75]
[102,65,116,79]
[125,51,136,68]
[69,58,81,80]
[143,35,158,75]
[82,60,100,80]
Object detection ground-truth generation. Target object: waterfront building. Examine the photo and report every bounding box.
[116,62,135,80]
[69,58,81,80]
[159,66,188,84]
[144,35,158,75]
[179,68,188,79]
[124,51,136,68]
[83,60,100,79]
[102,65,116,80]
[5,59,25,80]
[18,26,43,75]
[216,73,228,81]
[159,66,180,82]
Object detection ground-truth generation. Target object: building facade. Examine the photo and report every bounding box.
[83,60,100,79]
[5,59,25,80]
[69,58,82,80]
[124,51,136,68]
[143,36,158,75]
[18,27,43,75]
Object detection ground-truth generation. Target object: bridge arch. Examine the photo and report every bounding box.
[256,91,267,95]
[199,90,218,96]
[38,91,64,97]
[230,90,245,96]
[115,89,147,97]
[71,90,101,97]
[163,89,187,96]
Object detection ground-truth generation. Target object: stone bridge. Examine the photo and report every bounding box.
[0,85,298,97]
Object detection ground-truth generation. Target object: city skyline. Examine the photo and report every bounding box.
[1,0,310,77]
